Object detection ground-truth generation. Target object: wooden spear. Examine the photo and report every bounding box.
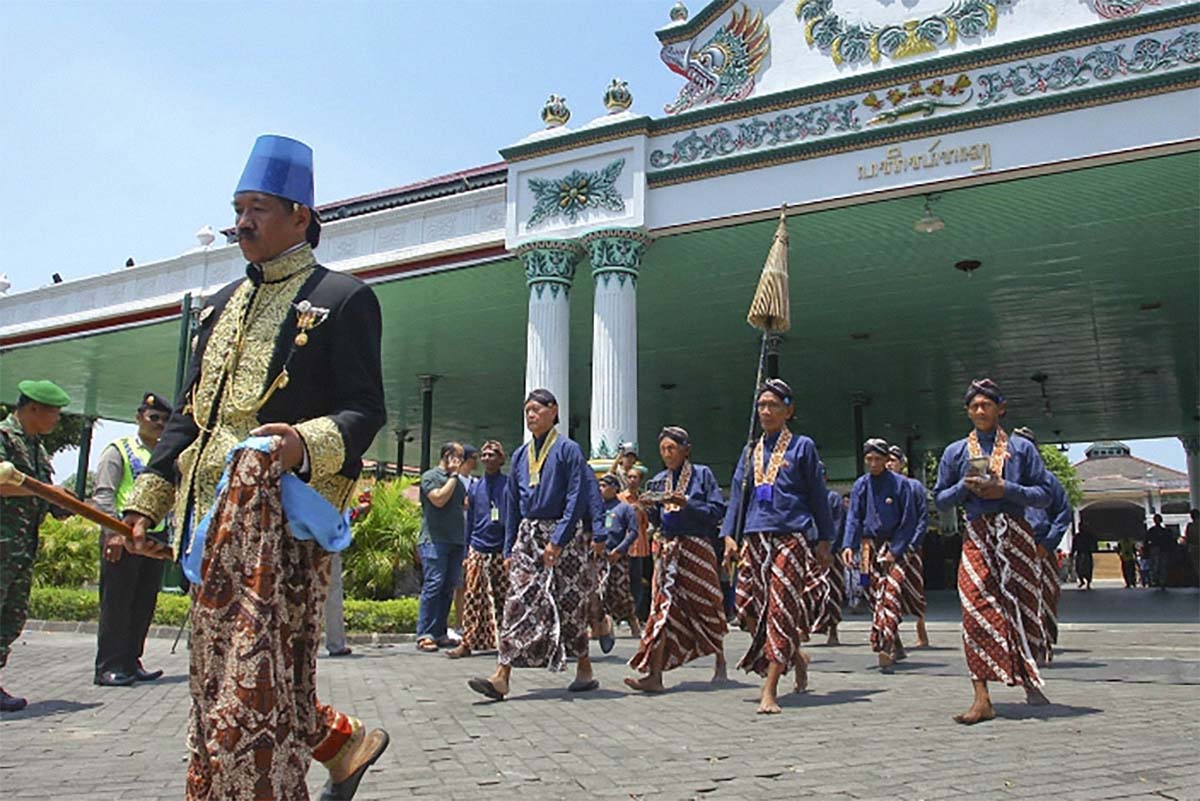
[0,461,173,560]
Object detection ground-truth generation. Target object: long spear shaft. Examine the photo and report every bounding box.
[0,461,173,560]
[730,329,771,547]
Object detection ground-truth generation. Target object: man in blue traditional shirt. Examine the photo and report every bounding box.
[468,389,598,700]
[589,473,640,646]
[447,441,509,659]
[842,439,917,670]
[1013,427,1072,665]
[626,426,729,693]
[887,445,931,649]
[723,379,836,714]
[934,378,1055,724]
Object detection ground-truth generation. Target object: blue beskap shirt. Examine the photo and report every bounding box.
[503,432,589,556]
[601,496,639,553]
[1025,472,1072,550]
[467,471,508,554]
[647,463,726,538]
[907,476,929,550]
[721,430,835,542]
[842,470,917,556]
[933,429,1053,520]
[827,489,845,544]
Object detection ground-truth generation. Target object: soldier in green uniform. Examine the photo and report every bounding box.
[0,379,71,712]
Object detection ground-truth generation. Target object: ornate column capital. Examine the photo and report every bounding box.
[516,239,585,298]
[581,227,653,286]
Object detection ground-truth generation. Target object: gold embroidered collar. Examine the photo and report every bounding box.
[753,427,792,487]
[665,461,692,495]
[255,243,316,284]
[527,429,558,487]
[967,426,1009,477]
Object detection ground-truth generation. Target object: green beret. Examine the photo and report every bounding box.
[17,380,70,408]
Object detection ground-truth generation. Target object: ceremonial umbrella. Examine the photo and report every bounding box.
[730,208,792,545]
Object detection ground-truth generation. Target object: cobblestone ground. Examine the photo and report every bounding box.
[1,585,1197,801]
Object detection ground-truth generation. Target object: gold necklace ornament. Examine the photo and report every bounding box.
[967,425,1009,478]
[664,460,693,513]
[752,427,792,503]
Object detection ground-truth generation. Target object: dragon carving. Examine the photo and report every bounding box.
[661,4,770,115]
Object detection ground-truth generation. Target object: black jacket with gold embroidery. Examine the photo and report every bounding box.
[125,245,385,537]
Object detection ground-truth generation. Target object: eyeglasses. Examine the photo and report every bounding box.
[145,413,168,423]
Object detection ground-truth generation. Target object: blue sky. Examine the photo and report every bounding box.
[4,2,1192,478]
[1,0,680,290]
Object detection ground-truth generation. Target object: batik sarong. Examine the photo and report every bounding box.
[630,536,726,673]
[186,446,356,801]
[460,549,509,652]
[811,560,845,634]
[868,548,909,656]
[735,532,824,677]
[899,550,927,618]
[1039,552,1060,661]
[601,555,636,624]
[959,513,1045,688]
[498,519,592,671]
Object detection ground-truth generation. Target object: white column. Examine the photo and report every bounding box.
[518,241,583,440]
[1182,435,1200,512]
[582,229,652,460]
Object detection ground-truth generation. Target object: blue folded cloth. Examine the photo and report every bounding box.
[183,436,352,585]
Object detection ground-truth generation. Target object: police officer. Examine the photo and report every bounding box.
[92,392,171,687]
[0,379,71,712]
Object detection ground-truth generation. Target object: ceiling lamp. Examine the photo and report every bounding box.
[913,194,945,234]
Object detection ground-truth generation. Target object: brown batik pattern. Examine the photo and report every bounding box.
[460,549,510,652]
[1039,552,1060,658]
[899,550,927,618]
[630,537,726,674]
[498,519,593,671]
[735,533,826,677]
[185,445,348,801]
[811,559,845,635]
[868,548,908,656]
[958,513,1045,689]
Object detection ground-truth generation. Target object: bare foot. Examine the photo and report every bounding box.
[893,643,907,662]
[711,661,729,684]
[916,619,930,648]
[1025,686,1050,706]
[878,652,895,672]
[756,687,782,714]
[825,630,840,646]
[624,675,665,693]
[953,701,997,725]
[488,672,510,697]
[793,651,811,693]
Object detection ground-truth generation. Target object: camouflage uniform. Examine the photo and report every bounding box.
[0,414,53,669]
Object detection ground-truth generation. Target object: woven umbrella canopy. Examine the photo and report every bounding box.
[746,208,791,333]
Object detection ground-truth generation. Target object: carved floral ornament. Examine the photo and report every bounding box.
[582,228,653,287]
[795,0,1014,66]
[526,158,626,229]
[517,240,584,299]
[647,26,1198,169]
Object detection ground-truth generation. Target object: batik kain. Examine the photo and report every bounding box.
[630,537,726,673]
[811,560,845,635]
[959,513,1046,688]
[1039,552,1060,662]
[899,550,927,618]
[186,445,355,801]
[600,555,636,624]
[460,549,510,653]
[736,533,824,677]
[498,519,592,671]
[869,549,909,656]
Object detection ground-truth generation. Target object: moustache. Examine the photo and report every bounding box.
[237,229,256,241]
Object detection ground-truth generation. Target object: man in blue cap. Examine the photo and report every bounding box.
[0,379,71,712]
[120,135,389,799]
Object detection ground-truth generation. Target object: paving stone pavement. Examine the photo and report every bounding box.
[1,586,1197,801]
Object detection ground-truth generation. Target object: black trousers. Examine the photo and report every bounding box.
[1121,559,1137,588]
[95,547,164,676]
[629,555,653,622]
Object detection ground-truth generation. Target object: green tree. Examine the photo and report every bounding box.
[0,403,91,456]
[342,477,422,600]
[1038,444,1083,507]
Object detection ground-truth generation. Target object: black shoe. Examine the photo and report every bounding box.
[95,670,137,687]
[327,647,353,658]
[135,665,164,682]
[0,688,27,712]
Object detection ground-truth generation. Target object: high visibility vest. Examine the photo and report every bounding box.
[115,436,166,533]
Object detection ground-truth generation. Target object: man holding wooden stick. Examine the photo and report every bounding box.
[0,380,73,712]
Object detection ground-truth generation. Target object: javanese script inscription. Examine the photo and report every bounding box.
[858,139,992,181]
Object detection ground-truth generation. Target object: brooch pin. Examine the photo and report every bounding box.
[292,299,331,347]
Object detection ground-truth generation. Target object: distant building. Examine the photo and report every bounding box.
[1073,441,1191,544]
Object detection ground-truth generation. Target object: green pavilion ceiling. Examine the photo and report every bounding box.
[2,152,1196,480]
